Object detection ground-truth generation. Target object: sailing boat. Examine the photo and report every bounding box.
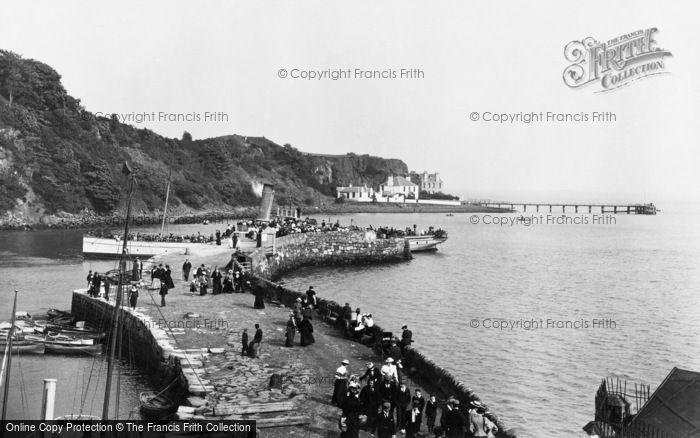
[56,162,135,421]
[82,168,206,258]
[1,290,19,420]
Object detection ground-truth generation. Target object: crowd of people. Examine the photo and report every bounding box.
[370,224,447,239]
[181,256,252,297]
[87,230,217,243]
[334,355,497,438]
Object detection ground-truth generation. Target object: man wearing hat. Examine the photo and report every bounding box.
[443,399,466,438]
[378,375,397,421]
[400,324,413,356]
[305,285,317,307]
[332,359,350,406]
[360,378,381,434]
[396,383,412,434]
[376,401,396,438]
[360,362,381,386]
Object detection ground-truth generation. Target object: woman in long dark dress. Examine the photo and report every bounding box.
[341,384,363,438]
[253,285,265,309]
[164,265,175,289]
[299,315,315,346]
[222,271,234,294]
[211,267,222,295]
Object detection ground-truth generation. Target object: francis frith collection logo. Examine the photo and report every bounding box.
[563,28,672,92]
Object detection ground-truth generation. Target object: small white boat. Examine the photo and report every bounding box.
[406,233,448,252]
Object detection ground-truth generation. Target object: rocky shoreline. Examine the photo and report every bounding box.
[0,204,511,231]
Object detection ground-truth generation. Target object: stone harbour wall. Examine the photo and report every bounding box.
[250,230,410,280]
[71,292,214,407]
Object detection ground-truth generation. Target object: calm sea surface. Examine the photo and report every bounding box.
[1,210,699,435]
[283,209,700,437]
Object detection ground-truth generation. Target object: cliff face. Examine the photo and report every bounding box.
[306,153,408,188]
[0,50,409,226]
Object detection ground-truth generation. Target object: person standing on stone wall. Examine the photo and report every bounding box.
[305,286,317,307]
[182,259,192,281]
[400,324,413,356]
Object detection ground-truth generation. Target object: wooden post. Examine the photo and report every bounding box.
[41,378,57,420]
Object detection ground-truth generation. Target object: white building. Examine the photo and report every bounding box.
[409,171,444,194]
[380,175,419,201]
[336,185,375,202]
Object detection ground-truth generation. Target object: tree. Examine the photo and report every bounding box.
[0,51,23,107]
[182,131,193,142]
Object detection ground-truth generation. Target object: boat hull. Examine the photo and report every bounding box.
[0,342,45,355]
[139,391,176,419]
[82,237,206,259]
[44,343,102,356]
[406,235,448,252]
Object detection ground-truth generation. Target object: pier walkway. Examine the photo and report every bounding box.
[475,201,658,214]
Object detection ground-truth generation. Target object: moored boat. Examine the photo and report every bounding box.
[406,231,448,252]
[44,342,102,356]
[139,391,176,419]
[0,342,45,355]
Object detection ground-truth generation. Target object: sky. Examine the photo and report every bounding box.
[1,1,699,204]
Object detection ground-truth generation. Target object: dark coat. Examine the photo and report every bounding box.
[444,408,466,438]
[360,367,382,385]
[397,387,412,410]
[299,318,315,346]
[401,329,413,347]
[253,328,263,344]
[379,382,397,405]
[376,411,396,438]
[360,385,381,415]
[341,393,363,438]
[211,271,222,294]
[164,269,175,289]
[222,277,233,294]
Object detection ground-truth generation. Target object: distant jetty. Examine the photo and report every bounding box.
[475,201,658,215]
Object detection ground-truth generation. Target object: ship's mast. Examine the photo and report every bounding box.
[102,163,134,421]
[160,169,172,236]
[1,290,19,421]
